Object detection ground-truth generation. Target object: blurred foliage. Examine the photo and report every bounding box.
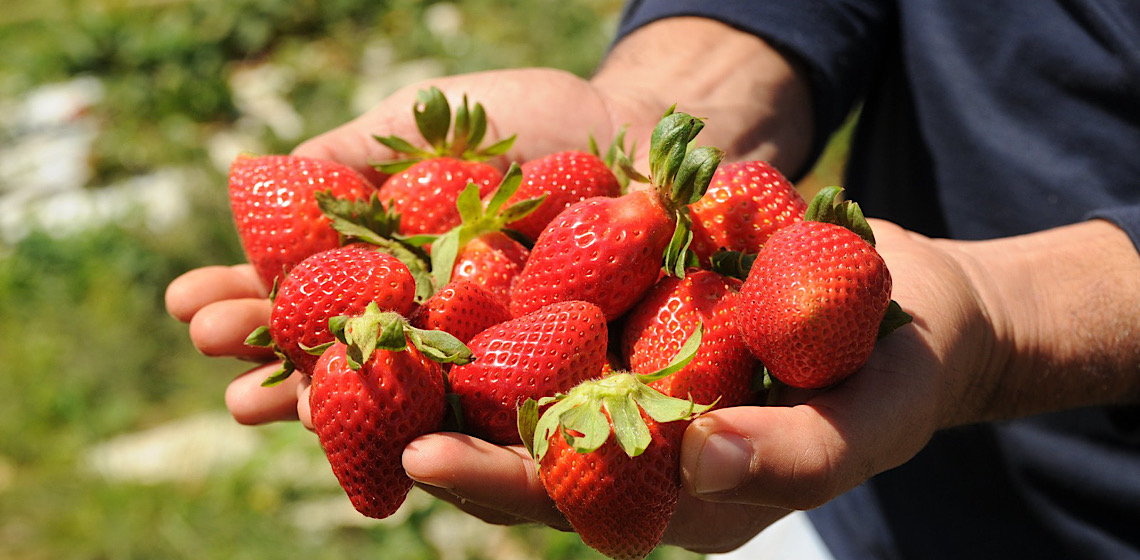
[0,0,622,184]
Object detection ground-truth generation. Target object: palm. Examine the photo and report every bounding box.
[292,69,633,181]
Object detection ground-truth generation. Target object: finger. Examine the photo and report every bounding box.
[290,85,424,184]
[225,364,303,425]
[166,265,268,323]
[188,298,274,360]
[402,432,569,530]
[666,496,790,554]
[680,329,938,511]
[415,484,547,528]
[296,381,314,431]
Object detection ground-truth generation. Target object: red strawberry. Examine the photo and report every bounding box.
[503,133,627,241]
[247,243,417,382]
[447,300,609,445]
[309,305,472,519]
[228,154,377,287]
[735,187,910,389]
[450,232,529,305]
[519,368,712,560]
[509,109,725,320]
[379,157,502,236]
[408,279,512,344]
[373,87,515,236]
[428,164,540,307]
[622,269,759,408]
[688,160,806,264]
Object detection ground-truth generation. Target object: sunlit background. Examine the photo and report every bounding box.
[0,1,845,558]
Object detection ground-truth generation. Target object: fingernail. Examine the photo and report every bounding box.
[692,433,752,495]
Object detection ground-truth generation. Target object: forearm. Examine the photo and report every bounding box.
[590,17,814,176]
[945,219,1140,425]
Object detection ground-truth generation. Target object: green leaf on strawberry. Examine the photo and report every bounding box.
[805,185,876,246]
[878,299,913,339]
[330,302,474,371]
[635,323,704,383]
[645,107,725,278]
[521,323,710,463]
[316,191,436,303]
[429,163,543,290]
[373,87,516,174]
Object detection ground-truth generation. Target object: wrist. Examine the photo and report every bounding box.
[939,220,1140,426]
[590,17,814,175]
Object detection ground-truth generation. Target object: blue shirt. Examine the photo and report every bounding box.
[618,2,1140,558]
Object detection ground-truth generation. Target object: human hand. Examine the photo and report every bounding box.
[396,218,1006,554]
[165,67,663,428]
[166,12,816,429]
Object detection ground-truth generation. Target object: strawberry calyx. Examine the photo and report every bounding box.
[639,107,725,278]
[519,324,711,463]
[647,107,724,211]
[805,186,876,246]
[429,163,544,289]
[315,191,435,303]
[372,86,516,174]
[708,249,758,280]
[331,302,475,370]
[245,326,300,387]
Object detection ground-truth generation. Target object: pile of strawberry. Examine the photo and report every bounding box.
[228,88,910,560]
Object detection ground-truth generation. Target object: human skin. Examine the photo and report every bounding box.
[165,17,1140,554]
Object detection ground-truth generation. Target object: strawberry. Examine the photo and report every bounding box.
[735,187,911,389]
[408,279,512,344]
[621,269,759,408]
[502,132,629,242]
[428,164,541,307]
[518,341,712,560]
[688,160,806,265]
[228,153,378,287]
[509,109,724,320]
[373,87,515,236]
[309,304,472,519]
[245,243,417,383]
[447,300,609,445]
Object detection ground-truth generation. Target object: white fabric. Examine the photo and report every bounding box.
[706,511,836,560]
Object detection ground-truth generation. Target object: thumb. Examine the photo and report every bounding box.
[679,354,938,510]
[679,405,860,511]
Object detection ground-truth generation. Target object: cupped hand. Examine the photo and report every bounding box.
[397,219,1006,554]
[166,69,667,428]
[290,68,660,182]
[165,263,307,425]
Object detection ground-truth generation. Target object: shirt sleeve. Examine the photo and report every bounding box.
[1089,205,1140,254]
[616,0,894,167]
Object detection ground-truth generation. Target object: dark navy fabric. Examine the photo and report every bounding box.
[617,2,1140,559]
